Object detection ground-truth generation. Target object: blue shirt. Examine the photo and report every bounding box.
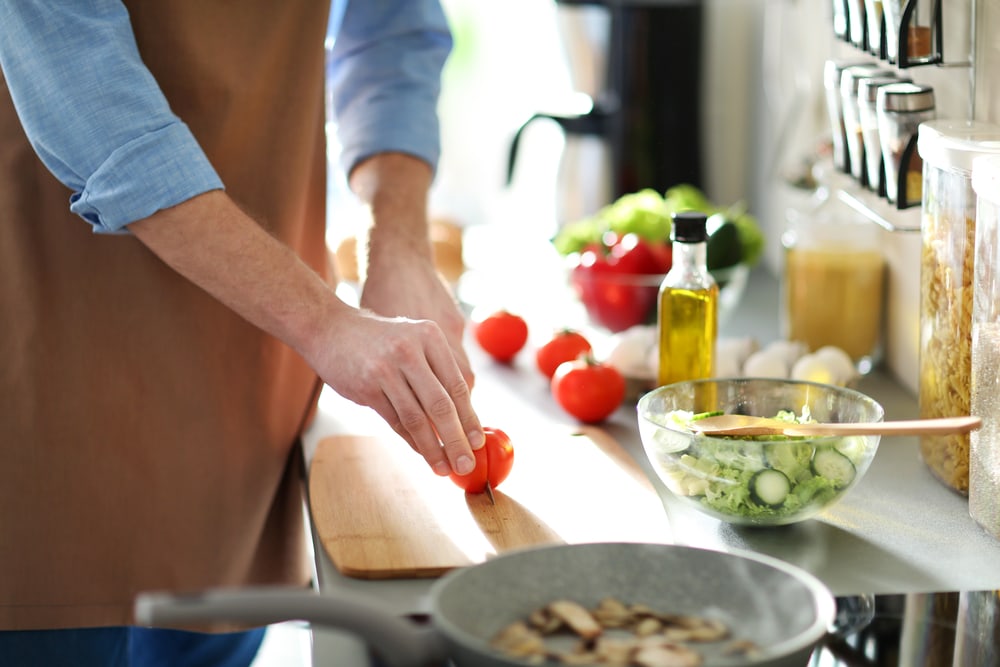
[0,0,452,234]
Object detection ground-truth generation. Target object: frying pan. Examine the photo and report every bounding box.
[135,542,835,667]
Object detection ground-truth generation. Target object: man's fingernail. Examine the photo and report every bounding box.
[468,429,485,449]
[433,461,451,476]
[455,455,475,475]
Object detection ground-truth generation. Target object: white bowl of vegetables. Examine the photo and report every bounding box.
[637,378,883,526]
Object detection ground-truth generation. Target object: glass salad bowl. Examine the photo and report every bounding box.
[637,377,884,526]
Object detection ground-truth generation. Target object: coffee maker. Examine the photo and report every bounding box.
[506,0,705,226]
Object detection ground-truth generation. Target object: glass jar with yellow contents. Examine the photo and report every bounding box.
[916,120,1000,495]
[781,190,886,375]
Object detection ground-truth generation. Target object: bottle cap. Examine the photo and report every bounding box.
[671,212,708,243]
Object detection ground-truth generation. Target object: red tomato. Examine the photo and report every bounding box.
[449,427,515,494]
[647,241,674,273]
[535,329,593,379]
[608,233,663,274]
[551,355,626,423]
[474,310,528,362]
[569,235,670,333]
[570,264,657,334]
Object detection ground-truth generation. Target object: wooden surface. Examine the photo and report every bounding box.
[308,425,672,579]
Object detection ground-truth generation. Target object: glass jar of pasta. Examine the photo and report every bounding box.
[916,120,1000,495]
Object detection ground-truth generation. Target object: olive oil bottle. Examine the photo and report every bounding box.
[657,212,718,387]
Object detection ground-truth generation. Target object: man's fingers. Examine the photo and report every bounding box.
[381,375,454,476]
[422,332,484,457]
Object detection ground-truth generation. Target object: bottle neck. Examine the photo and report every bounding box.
[664,238,714,290]
[673,239,707,270]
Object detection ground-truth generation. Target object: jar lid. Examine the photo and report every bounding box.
[918,119,1000,173]
[824,58,875,88]
[859,76,910,103]
[972,155,1000,205]
[876,82,935,112]
[840,66,897,97]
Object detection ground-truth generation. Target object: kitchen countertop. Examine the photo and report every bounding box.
[301,265,1000,665]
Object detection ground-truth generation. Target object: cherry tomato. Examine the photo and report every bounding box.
[449,427,515,494]
[535,329,593,379]
[551,355,626,423]
[474,310,528,362]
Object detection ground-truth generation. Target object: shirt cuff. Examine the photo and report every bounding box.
[69,121,224,234]
[336,99,441,177]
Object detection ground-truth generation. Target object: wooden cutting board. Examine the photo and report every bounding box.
[308,425,672,579]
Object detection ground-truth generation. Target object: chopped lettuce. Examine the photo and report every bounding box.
[644,408,868,522]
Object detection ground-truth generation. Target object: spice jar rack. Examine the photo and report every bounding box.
[826,0,977,229]
[835,0,966,69]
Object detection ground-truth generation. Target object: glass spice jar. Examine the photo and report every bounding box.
[832,0,849,41]
[826,59,875,175]
[863,0,884,57]
[883,0,935,65]
[877,82,935,208]
[859,75,910,196]
[916,120,1000,496]
[970,154,1000,537]
[841,66,896,187]
[846,0,867,50]
[881,0,904,63]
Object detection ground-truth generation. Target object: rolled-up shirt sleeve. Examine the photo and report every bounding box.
[0,1,223,234]
[327,0,453,176]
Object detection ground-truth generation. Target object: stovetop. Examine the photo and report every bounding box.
[816,591,999,666]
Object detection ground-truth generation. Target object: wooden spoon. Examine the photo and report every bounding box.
[687,414,982,437]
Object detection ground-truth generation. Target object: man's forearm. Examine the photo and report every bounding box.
[128,189,343,361]
[349,152,436,277]
[128,182,483,475]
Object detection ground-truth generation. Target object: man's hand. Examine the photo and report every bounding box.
[308,306,482,476]
[348,152,474,389]
[360,249,471,386]
[129,189,484,476]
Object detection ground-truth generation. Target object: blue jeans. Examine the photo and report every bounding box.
[0,626,265,667]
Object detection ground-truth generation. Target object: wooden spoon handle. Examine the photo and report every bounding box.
[784,416,982,437]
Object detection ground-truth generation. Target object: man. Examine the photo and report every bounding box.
[0,1,481,664]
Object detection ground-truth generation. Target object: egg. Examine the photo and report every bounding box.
[761,339,809,369]
[716,337,757,377]
[742,348,790,378]
[790,353,838,385]
[789,345,861,386]
[813,346,859,385]
[602,325,657,379]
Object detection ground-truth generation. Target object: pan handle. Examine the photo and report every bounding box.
[134,586,448,667]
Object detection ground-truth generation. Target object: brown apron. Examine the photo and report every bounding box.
[0,1,330,629]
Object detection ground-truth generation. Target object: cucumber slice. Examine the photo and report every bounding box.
[749,469,791,508]
[811,447,856,487]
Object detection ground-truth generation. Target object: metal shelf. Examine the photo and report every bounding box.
[836,187,922,232]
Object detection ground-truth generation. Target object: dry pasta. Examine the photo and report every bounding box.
[919,212,975,494]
